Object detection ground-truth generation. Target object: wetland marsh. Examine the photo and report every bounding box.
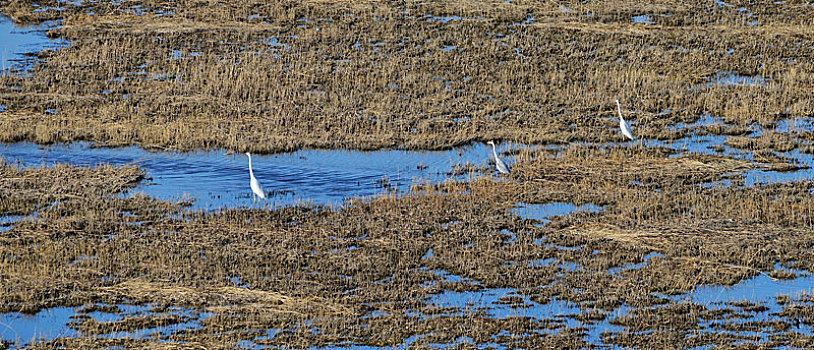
[2,0,814,348]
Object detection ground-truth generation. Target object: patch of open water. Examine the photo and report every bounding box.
[0,141,514,211]
[688,71,767,90]
[0,15,66,72]
[0,303,210,348]
[677,271,814,341]
[0,215,22,232]
[679,268,814,307]
[512,202,604,226]
[0,307,76,347]
[632,15,652,24]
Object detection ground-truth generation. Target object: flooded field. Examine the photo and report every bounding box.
[2,0,814,349]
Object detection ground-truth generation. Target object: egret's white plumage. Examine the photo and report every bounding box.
[246,152,266,202]
[615,99,635,141]
[487,141,511,175]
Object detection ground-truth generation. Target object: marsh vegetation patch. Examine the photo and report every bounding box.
[0,0,813,153]
[2,143,814,348]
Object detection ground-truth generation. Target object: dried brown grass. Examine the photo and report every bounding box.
[0,1,812,153]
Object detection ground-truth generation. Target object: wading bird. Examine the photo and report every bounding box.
[487,141,511,175]
[615,99,635,141]
[246,152,266,203]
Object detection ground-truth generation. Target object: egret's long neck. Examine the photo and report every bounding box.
[616,103,624,122]
[248,155,254,177]
[491,143,499,159]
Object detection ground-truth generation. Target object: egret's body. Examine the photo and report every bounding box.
[615,99,635,141]
[487,141,510,175]
[246,152,266,203]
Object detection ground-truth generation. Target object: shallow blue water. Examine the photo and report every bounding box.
[0,15,65,71]
[632,15,652,24]
[0,307,76,347]
[0,303,212,348]
[679,268,814,306]
[512,202,604,225]
[0,141,514,210]
[688,71,766,90]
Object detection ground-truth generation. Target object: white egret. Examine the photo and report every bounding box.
[246,152,266,203]
[487,141,511,175]
[615,99,635,141]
